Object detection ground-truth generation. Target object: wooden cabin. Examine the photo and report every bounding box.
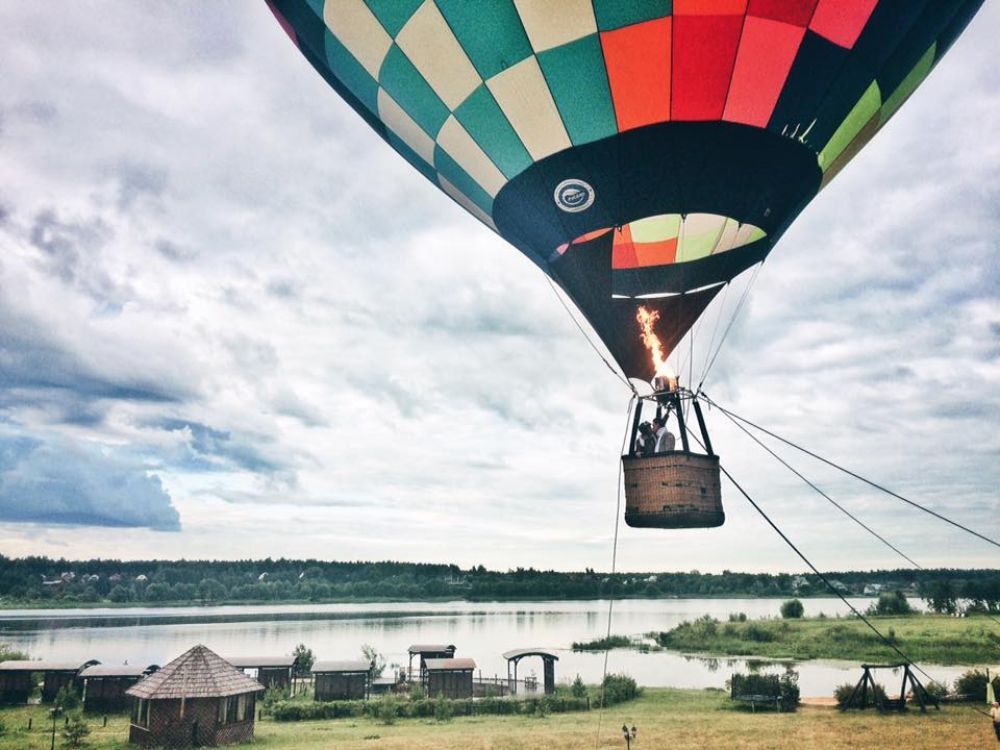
[424,658,476,699]
[311,661,370,701]
[406,644,455,683]
[0,660,98,704]
[223,656,294,690]
[126,645,263,748]
[81,664,158,713]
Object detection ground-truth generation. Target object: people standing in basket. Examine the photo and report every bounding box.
[651,417,676,453]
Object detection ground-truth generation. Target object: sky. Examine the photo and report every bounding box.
[0,3,997,573]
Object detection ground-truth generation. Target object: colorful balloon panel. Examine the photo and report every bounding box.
[269,0,983,380]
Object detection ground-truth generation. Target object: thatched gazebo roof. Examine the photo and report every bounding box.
[126,645,263,700]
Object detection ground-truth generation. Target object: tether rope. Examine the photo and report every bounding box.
[700,395,1000,550]
[712,401,922,569]
[595,394,635,750]
[545,277,637,396]
[708,395,1000,629]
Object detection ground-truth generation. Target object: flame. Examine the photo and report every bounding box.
[635,306,676,379]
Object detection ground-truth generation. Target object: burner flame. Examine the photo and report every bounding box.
[636,306,677,386]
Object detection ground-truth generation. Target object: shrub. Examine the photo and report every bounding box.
[742,624,775,643]
[599,674,640,707]
[728,612,748,622]
[408,684,426,700]
[433,696,453,722]
[0,717,6,737]
[571,635,631,651]
[730,670,798,711]
[262,685,289,714]
[571,674,587,699]
[54,685,81,712]
[922,681,949,702]
[376,695,398,725]
[834,681,887,708]
[867,591,913,616]
[780,599,804,619]
[954,669,1000,700]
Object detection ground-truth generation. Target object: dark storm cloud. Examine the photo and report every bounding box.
[0,430,180,530]
[156,419,285,475]
[0,309,184,407]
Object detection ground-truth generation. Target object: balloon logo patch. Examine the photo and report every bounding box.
[554,179,595,213]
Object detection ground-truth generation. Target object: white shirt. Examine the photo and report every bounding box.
[655,429,676,453]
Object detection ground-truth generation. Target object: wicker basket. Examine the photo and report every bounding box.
[621,452,725,529]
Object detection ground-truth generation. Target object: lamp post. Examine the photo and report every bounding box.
[621,723,637,749]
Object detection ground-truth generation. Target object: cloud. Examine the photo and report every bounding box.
[0,428,180,530]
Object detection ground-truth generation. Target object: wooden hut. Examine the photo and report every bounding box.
[311,661,370,701]
[0,660,98,704]
[223,656,294,690]
[407,644,455,683]
[126,645,263,748]
[81,664,158,713]
[424,658,476,699]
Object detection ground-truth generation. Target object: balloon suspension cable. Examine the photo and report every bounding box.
[545,277,637,397]
[595,393,635,750]
[696,262,762,394]
[703,394,1000,629]
[699,394,1000,551]
[681,422,993,716]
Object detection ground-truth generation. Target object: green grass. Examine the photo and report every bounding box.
[657,614,1000,664]
[0,689,991,750]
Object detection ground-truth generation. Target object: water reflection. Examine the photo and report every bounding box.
[0,598,975,697]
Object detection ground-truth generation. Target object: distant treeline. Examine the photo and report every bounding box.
[0,555,997,608]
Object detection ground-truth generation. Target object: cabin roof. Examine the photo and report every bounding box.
[311,660,371,673]
[80,664,155,678]
[424,658,476,671]
[0,660,96,673]
[126,645,263,699]
[407,644,455,655]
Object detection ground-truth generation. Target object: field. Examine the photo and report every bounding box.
[0,688,993,750]
[657,614,1000,665]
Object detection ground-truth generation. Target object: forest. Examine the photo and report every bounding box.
[0,555,997,610]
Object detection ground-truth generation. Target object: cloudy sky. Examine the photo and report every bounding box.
[0,3,996,573]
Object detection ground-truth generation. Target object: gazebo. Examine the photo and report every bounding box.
[407,644,455,683]
[502,649,559,695]
[424,658,476,699]
[126,645,263,748]
[81,664,159,713]
[224,656,294,690]
[311,660,371,701]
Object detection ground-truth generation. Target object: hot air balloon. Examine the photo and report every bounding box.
[266,0,984,529]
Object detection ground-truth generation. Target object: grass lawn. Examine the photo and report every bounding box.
[0,689,993,750]
[657,614,1000,664]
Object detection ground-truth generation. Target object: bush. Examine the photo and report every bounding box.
[376,695,398,725]
[922,681,949,702]
[54,685,81,712]
[728,612,747,622]
[571,635,631,651]
[730,670,799,711]
[433,696,453,722]
[834,681,887,708]
[599,674,640,707]
[867,591,914,616]
[0,717,6,737]
[780,599,804,619]
[954,669,1000,700]
[408,684,426,700]
[571,674,587,699]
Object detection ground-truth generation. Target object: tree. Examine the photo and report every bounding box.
[291,644,314,677]
[361,644,385,677]
[920,579,957,615]
[107,585,131,603]
[780,599,804,619]
[197,578,226,601]
[62,713,90,748]
[54,685,81,712]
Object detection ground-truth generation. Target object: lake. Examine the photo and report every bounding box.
[0,598,974,697]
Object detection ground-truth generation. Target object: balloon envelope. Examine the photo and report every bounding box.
[268,0,983,380]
